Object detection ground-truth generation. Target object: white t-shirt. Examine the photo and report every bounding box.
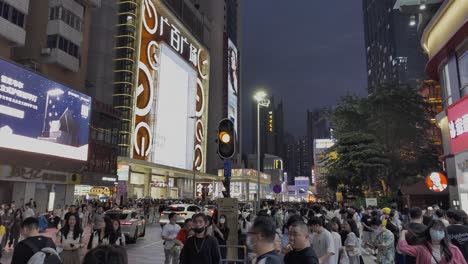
[330,231,342,264]
[310,229,336,264]
[431,244,442,264]
[24,208,35,219]
[161,223,181,249]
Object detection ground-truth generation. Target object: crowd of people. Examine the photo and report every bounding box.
[0,200,129,264]
[160,201,468,264]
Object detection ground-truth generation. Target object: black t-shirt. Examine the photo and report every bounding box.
[180,235,221,264]
[404,222,427,264]
[447,224,468,261]
[256,250,284,264]
[284,246,319,264]
[362,214,373,232]
[11,235,56,264]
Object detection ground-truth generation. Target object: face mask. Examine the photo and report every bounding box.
[246,236,256,250]
[430,229,445,241]
[242,212,249,218]
[193,227,205,234]
[219,218,226,224]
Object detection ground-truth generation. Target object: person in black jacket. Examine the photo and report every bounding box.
[180,213,221,264]
[11,217,58,264]
[284,221,318,264]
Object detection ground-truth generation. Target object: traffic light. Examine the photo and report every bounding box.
[217,119,235,159]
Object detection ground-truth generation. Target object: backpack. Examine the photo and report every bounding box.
[23,238,62,264]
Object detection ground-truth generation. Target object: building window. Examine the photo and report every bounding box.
[459,51,468,95]
[46,34,80,58]
[0,1,25,28]
[439,64,453,107]
[49,6,82,32]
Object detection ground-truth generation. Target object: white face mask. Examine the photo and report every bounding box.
[219,218,226,224]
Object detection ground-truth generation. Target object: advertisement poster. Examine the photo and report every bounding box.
[227,39,239,135]
[0,59,91,161]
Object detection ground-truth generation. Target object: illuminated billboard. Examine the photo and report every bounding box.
[0,59,91,161]
[447,95,468,154]
[227,39,239,135]
[134,0,210,171]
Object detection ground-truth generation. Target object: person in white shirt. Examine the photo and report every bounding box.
[23,203,35,219]
[162,212,181,264]
[308,217,336,264]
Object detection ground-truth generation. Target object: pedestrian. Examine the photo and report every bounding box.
[213,214,229,260]
[179,213,221,264]
[307,216,336,264]
[404,207,427,264]
[109,219,125,246]
[367,217,395,264]
[446,209,468,260]
[56,213,83,264]
[0,204,13,251]
[162,212,182,264]
[398,219,467,263]
[92,206,105,231]
[88,217,112,249]
[342,219,361,264]
[175,219,194,246]
[246,216,283,264]
[83,245,128,264]
[8,208,22,248]
[11,217,60,264]
[284,221,318,264]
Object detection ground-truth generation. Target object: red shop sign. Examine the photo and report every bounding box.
[447,95,468,154]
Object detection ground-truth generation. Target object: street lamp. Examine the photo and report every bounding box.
[254,91,270,213]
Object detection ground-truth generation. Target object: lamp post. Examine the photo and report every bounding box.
[254,91,270,213]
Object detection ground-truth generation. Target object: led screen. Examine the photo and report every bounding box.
[151,44,197,170]
[0,59,91,160]
[228,39,239,134]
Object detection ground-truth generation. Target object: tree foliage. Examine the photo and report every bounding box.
[326,84,441,197]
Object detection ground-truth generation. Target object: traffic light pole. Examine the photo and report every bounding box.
[256,103,261,214]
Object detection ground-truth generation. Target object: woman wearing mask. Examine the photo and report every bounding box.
[109,219,126,246]
[398,220,466,264]
[56,214,84,264]
[342,219,361,264]
[8,208,22,248]
[214,215,229,259]
[88,216,112,249]
[238,212,251,260]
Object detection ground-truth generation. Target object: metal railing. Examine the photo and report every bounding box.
[218,245,248,264]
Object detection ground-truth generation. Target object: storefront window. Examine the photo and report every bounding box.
[458,51,468,96]
[439,64,453,107]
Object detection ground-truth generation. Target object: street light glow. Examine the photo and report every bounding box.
[409,15,416,26]
[254,91,267,102]
[419,4,426,10]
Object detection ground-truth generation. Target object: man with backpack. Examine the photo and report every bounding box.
[11,217,61,264]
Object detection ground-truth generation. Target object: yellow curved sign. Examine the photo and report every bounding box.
[89,186,111,196]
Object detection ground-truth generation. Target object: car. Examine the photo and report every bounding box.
[159,204,201,227]
[105,210,146,243]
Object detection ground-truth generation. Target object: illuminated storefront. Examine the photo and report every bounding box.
[421,0,468,210]
[216,169,271,201]
[114,0,212,199]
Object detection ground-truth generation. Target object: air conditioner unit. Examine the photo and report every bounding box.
[41,48,51,55]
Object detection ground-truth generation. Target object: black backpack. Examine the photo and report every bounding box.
[23,238,62,264]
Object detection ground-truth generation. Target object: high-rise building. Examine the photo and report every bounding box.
[306,108,332,169]
[0,0,106,208]
[363,0,429,91]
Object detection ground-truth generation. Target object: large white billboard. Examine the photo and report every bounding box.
[0,59,91,161]
[151,44,197,170]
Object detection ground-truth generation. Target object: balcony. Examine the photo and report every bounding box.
[3,0,29,14]
[0,16,26,46]
[43,48,79,72]
[46,20,82,45]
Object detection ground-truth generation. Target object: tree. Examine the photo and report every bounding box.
[325,84,441,196]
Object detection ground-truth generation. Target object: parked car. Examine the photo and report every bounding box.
[106,210,146,243]
[159,204,201,227]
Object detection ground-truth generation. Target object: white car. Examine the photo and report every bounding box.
[159,204,201,226]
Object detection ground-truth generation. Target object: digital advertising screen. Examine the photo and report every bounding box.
[151,44,197,170]
[0,59,91,161]
[227,39,239,135]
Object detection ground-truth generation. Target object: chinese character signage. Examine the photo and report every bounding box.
[0,59,91,161]
[134,0,210,172]
[447,96,468,154]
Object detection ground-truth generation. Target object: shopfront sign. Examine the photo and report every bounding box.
[426,172,448,192]
[447,96,468,154]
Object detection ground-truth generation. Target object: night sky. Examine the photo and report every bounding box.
[241,1,368,149]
